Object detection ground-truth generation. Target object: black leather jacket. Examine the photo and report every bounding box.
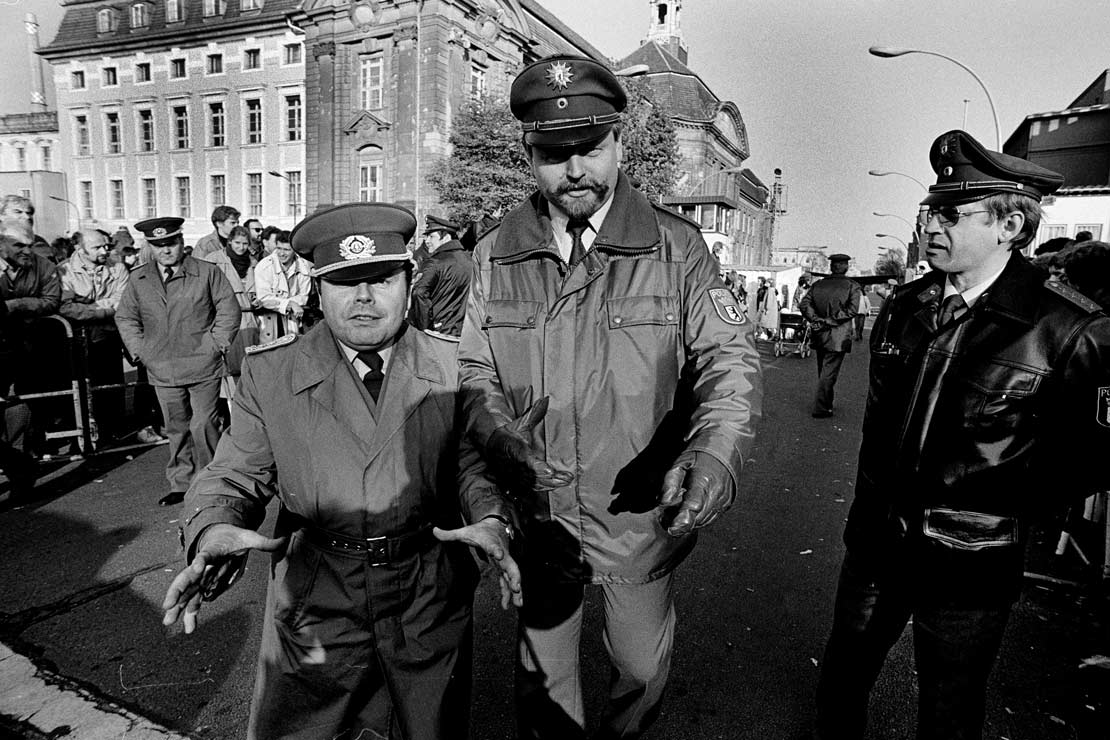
[847,253,1110,600]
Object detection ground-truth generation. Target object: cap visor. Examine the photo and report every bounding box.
[525,123,613,150]
[319,260,409,284]
[921,191,991,207]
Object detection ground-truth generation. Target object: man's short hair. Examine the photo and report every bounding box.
[0,194,34,217]
[980,193,1042,251]
[228,225,251,243]
[244,218,262,231]
[275,229,292,244]
[260,225,282,243]
[1074,230,1094,243]
[211,205,240,226]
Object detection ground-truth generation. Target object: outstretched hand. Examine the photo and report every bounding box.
[434,517,522,609]
[487,397,573,494]
[659,451,736,537]
[162,524,286,634]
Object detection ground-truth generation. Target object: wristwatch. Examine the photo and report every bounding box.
[483,514,515,541]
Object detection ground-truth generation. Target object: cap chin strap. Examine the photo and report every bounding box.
[521,112,621,132]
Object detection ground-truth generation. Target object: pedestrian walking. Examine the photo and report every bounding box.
[114,217,240,505]
[163,203,521,740]
[854,289,872,341]
[814,130,1110,740]
[458,54,762,740]
[799,254,861,418]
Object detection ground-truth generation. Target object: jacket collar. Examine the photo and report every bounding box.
[490,170,660,262]
[976,251,1041,325]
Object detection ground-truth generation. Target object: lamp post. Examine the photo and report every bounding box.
[872,211,914,229]
[869,45,1001,150]
[267,171,301,223]
[876,232,908,249]
[868,169,927,191]
[49,194,81,232]
[682,165,745,197]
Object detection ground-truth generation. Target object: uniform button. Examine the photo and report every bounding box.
[665,313,675,321]
[613,317,623,325]
[485,316,492,324]
[527,317,536,326]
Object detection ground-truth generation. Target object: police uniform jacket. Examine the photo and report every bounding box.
[799,274,862,353]
[410,239,472,337]
[459,171,763,584]
[850,252,1110,602]
[114,256,240,386]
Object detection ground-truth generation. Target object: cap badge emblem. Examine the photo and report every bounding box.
[545,61,574,91]
[153,227,167,237]
[339,234,377,260]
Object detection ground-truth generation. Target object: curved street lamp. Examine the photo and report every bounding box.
[876,232,908,249]
[49,194,82,232]
[869,45,1001,150]
[868,169,928,191]
[682,166,746,197]
[873,211,914,228]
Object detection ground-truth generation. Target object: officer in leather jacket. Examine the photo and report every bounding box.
[815,130,1110,740]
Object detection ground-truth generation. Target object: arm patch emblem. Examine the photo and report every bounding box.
[1098,387,1110,428]
[708,288,745,325]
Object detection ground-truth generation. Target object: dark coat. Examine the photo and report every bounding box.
[410,239,473,337]
[799,274,862,352]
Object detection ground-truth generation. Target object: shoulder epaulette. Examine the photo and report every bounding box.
[245,333,298,355]
[424,329,461,343]
[1044,279,1102,314]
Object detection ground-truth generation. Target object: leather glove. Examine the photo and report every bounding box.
[659,451,735,537]
[486,396,574,494]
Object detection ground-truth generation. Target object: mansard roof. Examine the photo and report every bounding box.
[618,41,716,121]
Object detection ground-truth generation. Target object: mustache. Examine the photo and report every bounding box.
[555,180,607,196]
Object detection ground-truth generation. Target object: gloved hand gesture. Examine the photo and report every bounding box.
[487,396,573,494]
[659,451,735,537]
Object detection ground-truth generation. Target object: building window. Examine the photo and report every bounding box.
[106,112,122,154]
[1039,225,1067,241]
[74,115,90,156]
[41,145,51,171]
[245,98,263,144]
[166,0,183,23]
[244,48,261,70]
[470,65,487,99]
[170,58,186,79]
[71,70,85,89]
[206,54,223,75]
[175,176,191,218]
[283,43,303,66]
[138,109,154,151]
[1076,224,1103,240]
[210,174,226,210]
[142,178,157,217]
[242,0,262,9]
[80,181,94,219]
[97,8,118,33]
[358,162,382,202]
[208,101,225,147]
[131,4,149,28]
[284,171,303,220]
[15,147,25,172]
[173,105,190,149]
[135,62,151,83]
[359,56,383,109]
[284,94,302,141]
[202,0,226,17]
[110,180,125,219]
[103,66,118,87]
[246,173,263,216]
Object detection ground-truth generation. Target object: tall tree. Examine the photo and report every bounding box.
[427,94,533,225]
[619,77,679,202]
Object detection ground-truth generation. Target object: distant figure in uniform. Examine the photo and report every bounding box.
[459,55,762,740]
[799,254,861,418]
[814,130,1110,740]
[410,214,473,337]
[163,203,521,740]
[115,217,240,506]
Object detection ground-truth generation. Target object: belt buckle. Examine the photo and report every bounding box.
[366,535,388,566]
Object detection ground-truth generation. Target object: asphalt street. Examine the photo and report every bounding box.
[1,329,1107,739]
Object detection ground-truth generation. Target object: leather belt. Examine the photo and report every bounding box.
[302,525,434,565]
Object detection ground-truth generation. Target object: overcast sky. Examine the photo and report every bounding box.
[6,0,1110,268]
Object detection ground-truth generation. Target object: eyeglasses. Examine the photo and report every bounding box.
[926,206,991,227]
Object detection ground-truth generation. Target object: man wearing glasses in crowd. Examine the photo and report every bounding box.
[815,130,1110,739]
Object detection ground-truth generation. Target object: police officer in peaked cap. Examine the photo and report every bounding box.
[164,202,521,740]
[410,213,472,338]
[458,55,762,738]
[815,131,1110,739]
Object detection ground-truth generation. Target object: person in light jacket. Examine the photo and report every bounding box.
[253,229,313,343]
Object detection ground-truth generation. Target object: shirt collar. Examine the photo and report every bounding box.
[546,191,617,261]
[337,339,393,377]
[943,262,1008,308]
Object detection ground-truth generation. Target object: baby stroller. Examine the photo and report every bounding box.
[774,311,811,358]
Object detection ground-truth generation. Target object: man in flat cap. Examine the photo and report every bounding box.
[409,214,472,337]
[799,253,862,418]
[163,203,521,740]
[815,130,1110,739]
[115,217,240,505]
[458,54,762,739]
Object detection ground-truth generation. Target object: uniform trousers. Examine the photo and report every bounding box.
[815,551,1011,740]
[154,378,221,493]
[814,349,847,415]
[516,572,675,740]
[248,532,472,740]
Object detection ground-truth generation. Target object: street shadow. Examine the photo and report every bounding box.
[0,508,254,734]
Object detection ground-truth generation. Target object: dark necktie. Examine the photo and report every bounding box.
[163,266,173,283]
[566,219,589,266]
[937,293,967,327]
[357,351,384,403]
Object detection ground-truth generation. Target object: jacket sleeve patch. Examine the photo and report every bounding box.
[1098,387,1110,428]
[708,288,745,325]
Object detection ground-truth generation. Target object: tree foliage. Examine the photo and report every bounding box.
[619,77,679,202]
[427,94,533,225]
[874,249,907,277]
